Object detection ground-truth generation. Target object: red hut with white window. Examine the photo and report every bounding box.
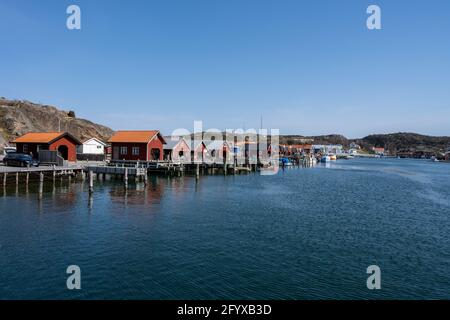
[108,130,166,161]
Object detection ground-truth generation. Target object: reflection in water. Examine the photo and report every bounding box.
[88,194,93,211]
[109,177,165,207]
[1,159,450,300]
[1,174,197,211]
[3,179,81,211]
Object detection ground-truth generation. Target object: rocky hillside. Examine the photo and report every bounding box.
[0,98,114,152]
[279,132,450,154]
[354,133,450,153]
[280,134,349,146]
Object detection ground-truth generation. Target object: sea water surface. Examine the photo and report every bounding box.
[1,158,450,299]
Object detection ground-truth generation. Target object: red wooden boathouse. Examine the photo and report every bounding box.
[108,130,166,161]
[12,132,81,162]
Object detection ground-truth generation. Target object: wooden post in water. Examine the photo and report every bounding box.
[25,172,29,194]
[196,164,200,181]
[124,168,128,187]
[3,173,7,187]
[16,172,19,185]
[38,172,44,200]
[89,171,94,194]
[88,193,93,210]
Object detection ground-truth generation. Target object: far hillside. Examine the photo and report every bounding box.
[279,132,450,154]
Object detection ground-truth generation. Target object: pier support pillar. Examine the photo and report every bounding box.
[89,171,94,194]
[38,172,44,200]
[124,168,128,188]
[196,164,200,181]
[3,173,7,187]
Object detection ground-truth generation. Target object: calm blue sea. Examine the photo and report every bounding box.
[1,158,449,299]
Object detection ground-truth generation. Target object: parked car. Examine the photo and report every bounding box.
[2,153,40,167]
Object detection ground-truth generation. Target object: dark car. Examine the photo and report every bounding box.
[2,153,40,167]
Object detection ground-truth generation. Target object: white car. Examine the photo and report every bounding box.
[2,147,16,156]
[1,147,17,162]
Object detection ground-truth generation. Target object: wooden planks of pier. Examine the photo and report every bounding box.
[84,165,147,177]
[82,165,149,191]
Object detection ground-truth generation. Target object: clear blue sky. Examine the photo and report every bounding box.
[1,0,449,138]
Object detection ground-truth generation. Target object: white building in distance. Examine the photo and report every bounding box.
[77,138,107,155]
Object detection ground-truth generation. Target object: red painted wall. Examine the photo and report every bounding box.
[111,143,148,161]
[49,136,79,162]
[15,137,78,162]
[110,136,165,161]
[147,136,164,161]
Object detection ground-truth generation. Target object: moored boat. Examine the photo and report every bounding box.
[321,156,331,163]
[280,157,293,166]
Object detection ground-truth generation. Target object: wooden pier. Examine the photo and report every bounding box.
[1,159,261,195]
[1,165,84,199]
[1,165,82,186]
[84,165,147,177]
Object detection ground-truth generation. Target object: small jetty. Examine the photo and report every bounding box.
[84,165,147,178]
[1,165,83,187]
[0,159,262,196]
